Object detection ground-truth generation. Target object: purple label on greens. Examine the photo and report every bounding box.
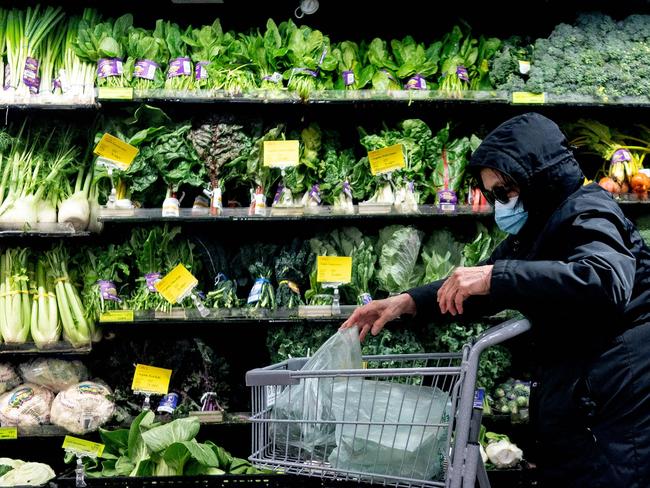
[195,61,209,81]
[309,184,321,204]
[263,72,282,84]
[28,78,40,94]
[456,66,469,82]
[343,70,355,86]
[98,280,120,302]
[23,58,39,88]
[53,78,62,90]
[437,190,458,212]
[342,181,353,199]
[273,183,284,205]
[145,272,162,293]
[611,148,632,165]
[405,74,427,90]
[167,57,192,78]
[293,68,318,78]
[4,65,10,90]
[97,58,123,79]
[380,69,398,83]
[360,293,373,305]
[318,48,328,67]
[134,59,158,81]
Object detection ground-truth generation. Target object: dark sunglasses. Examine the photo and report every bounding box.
[482,185,515,205]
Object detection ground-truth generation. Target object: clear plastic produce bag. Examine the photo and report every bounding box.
[329,379,450,481]
[271,327,363,457]
[271,326,450,482]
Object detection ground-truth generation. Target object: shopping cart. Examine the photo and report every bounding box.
[246,318,531,488]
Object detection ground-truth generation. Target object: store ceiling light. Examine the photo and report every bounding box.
[295,0,319,18]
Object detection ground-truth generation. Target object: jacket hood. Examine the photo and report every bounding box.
[468,113,584,226]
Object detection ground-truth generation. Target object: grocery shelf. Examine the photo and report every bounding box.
[98,205,494,224]
[99,305,358,325]
[0,93,97,109]
[0,341,91,356]
[1,89,648,109]
[0,222,90,238]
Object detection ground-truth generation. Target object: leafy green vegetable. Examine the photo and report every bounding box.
[424,322,511,392]
[274,239,310,308]
[420,229,465,284]
[240,243,278,309]
[376,226,424,293]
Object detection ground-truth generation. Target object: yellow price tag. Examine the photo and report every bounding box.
[155,264,198,304]
[97,87,134,100]
[317,256,352,284]
[62,436,104,457]
[99,310,134,323]
[0,427,17,440]
[94,133,139,169]
[511,92,546,105]
[132,364,172,395]
[263,141,300,168]
[368,144,406,175]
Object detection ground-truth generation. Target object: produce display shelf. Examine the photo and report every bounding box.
[0,90,648,108]
[0,222,90,237]
[0,341,91,356]
[56,473,298,488]
[0,94,97,109]
[99,306,359,325]
[98,205,494,224]
[12,415,251,439]
[95,89,650,107]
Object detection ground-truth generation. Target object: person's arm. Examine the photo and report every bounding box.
[406,281,503,322]
[490,213,635,315]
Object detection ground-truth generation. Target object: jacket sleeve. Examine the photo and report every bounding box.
[405,236,515,322]
[406,282,503,323]
[490,212,636,314]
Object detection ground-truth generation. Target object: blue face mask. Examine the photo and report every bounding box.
[494,196,528,234]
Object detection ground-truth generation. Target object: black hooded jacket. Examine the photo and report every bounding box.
[407,113,650,487]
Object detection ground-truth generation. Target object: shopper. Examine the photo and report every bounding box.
[341,112,650,488]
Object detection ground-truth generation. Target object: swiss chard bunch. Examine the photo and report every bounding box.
[73,13,133,87]
[147,123,205,196]
[430,126,482,204]
[274,239,310,308]
[283,21,337,98]
[189,116,254,209]
[127,225,189,313]
[126,22,168,90]
[240,243,279,309]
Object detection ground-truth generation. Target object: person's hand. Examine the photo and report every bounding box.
[340,294,417,341]
[437,265,493,316]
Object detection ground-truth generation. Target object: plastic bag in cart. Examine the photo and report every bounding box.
[329,378,450,481]
[271,326,450,482]
[271,327,362,457]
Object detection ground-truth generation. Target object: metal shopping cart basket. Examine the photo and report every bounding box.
[246,318,530,488]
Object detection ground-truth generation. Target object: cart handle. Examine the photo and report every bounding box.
[470,317,531,356]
